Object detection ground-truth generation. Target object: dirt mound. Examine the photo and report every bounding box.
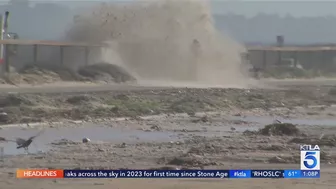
[78,62,137,83]
[2,64,86,85]
[65,0,251,87]
[259,123,301,136]
[0,62,136,85]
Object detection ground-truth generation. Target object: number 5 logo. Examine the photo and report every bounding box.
[304,152,317,169]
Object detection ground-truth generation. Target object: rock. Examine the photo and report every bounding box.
[82,137,91,143]
[150,125,161,131]
[0,112,8,123]
[200,115,209,122]
[120,143,127,148]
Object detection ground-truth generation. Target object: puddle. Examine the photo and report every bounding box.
[0,125,178,156]
[1,113,335,156]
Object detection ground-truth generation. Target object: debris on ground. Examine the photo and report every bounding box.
[0,94,34,107]
[268,155,298,163]
[187,112,196,117]
[150,125,162,131]
[163,154,217,167]
[51,139,78,145]
[259,123,300,136]
[258,144,287,151]
[233,113,242,117]
[0,112,8,123]
[191,115,210,123]
[289,135,336,147]
[66,95,95,105]
[200,115,209,122]
[115,143,127,148]
[77,62,137,83]
[243,130,258,136]
[187,143,229,155]
[12,64,86,85]
[232,120,249,125]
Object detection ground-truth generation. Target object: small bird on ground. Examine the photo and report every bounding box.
[14,130,45,154]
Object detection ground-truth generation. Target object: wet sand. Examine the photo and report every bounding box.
[0,80,335,188]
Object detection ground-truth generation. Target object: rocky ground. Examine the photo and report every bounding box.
[0,84,336,124]
[0,82,336,188]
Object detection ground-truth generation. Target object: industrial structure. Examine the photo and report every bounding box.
[243,36,336,75]
[0,10,105,76]
[0,14,333,78]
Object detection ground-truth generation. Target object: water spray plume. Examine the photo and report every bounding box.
[65,0,253,88]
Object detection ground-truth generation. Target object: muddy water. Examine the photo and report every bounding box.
[0,126,178,156]
[0,115,335,156]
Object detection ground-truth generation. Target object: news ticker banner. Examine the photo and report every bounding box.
[16,169,320,179]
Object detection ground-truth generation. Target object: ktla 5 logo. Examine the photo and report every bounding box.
[300,145,320,170]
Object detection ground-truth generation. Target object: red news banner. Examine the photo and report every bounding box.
[17,169,64,179]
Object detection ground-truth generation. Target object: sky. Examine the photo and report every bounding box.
[1,0,336,17]
[45,0,336,17]
[0,0,335,43]
[211,0,336,17]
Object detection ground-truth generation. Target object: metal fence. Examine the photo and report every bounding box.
[0,39,105,75]
[246,45,336,70]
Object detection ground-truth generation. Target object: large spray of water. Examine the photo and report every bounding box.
[65,0,251,88]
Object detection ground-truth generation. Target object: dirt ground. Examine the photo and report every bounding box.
[0,83,336,124]
[0,81,336,188]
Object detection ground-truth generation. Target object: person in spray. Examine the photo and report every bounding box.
[190,39,201,81]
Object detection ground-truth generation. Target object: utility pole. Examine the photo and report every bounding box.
[0,14,3,75]
[3,11,9,74]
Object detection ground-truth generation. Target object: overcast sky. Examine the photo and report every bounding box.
[0,0,335,17]
[211,1,336,17]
